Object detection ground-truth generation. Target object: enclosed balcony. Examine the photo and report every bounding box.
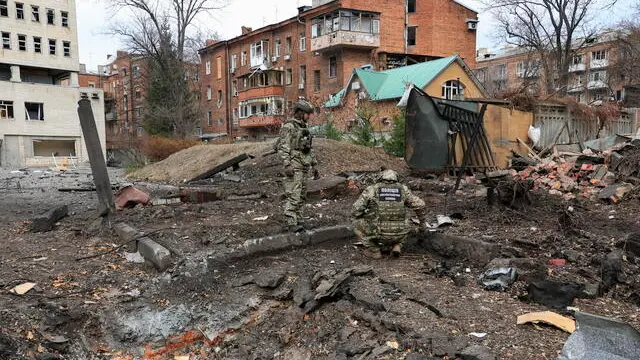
[238,96,285,128]
[310,10,380,52]
[237,70,284,101]
[569,63,586,72]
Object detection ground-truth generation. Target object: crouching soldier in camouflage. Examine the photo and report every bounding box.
[276,99,319,232]
[351,169,428,259]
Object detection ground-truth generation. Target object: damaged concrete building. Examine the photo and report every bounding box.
[198,0,479,140]
[0,0,105,168]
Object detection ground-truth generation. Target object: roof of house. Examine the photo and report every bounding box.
[326,55,482,107]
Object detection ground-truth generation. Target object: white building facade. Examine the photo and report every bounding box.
[0,0,105,168]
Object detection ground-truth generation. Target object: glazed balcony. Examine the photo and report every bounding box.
[238,114,284,128]
[238,86,284,101]
[311,30,380,52]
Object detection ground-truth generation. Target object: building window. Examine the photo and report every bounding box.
[205,60,211,75]
[1,32,10,49]
[193,70,199,81]
[15,2,23,19]
[121,67,127,77]
[30,5,38,22]
[133,64,140,78]
[286,68,292,85]
[275,71,283,85]
[250,41,267,67]
[33,36,41,53]
[217,90,223,107]
[299,65,306,88]
[407,26,417,46]
[0,0,6,17]
[329,56,337,78]
[207,86,212,100]
[63,41,70,57]
[285,37,292,55]
[207,111,212,126]
[232,80,237,95]
[231,54,237,71]
[299,32,306,51]
[274,39,281,57]
[592,50,607,60]
[61,11,68,27]
[134,107,141,119]
[311,11,380,38]
[88,82,95,88]
[17,34,26,51]
[0,100,14,119]
[572,54,583,65]
[241,51,247,66]
[408,0,416,13]
[135,90,141,99]
[590,70,607,82]
[216,56,222,79]
[313,70,321,92]
[48,39,56,55]
[136,126,143,137]
[46,8,54,24]
[24,102,44,121]
[441,80,465,100]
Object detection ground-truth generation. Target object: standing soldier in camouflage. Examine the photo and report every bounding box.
[276,99,319,232]
[352,169,428,259]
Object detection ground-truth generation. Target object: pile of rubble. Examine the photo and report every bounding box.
[510,138,640,203]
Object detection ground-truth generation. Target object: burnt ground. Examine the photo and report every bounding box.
[0,156,639,360]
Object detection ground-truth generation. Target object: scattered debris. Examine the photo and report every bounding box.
[516,311,576,333]
[187,153,250,183]
[478,267,517,291]
[526,280,584,310]
[252,216,269,221]
[9,282,36,295]
[306,175,348,200]
[29,205,68,232]
[179,187,222,204]
[114,186,151,210]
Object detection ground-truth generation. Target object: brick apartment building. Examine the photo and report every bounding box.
[199,0,479,140]
[475,31,625,104]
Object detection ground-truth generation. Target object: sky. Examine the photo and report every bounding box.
[76,0,633,72]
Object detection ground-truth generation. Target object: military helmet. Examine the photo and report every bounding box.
[293,99,314,114]
[380,169,399,182]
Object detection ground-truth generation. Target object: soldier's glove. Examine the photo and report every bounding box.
[312,168,320,180]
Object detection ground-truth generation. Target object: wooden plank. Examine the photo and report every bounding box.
[517,311,576,333]
[517,137,543,162]
[187,153,250,182]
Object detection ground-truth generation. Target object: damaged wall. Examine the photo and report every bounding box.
[484,105,534,168]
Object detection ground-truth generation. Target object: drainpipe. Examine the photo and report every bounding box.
[404,0,408,55]
[225,41,232,141]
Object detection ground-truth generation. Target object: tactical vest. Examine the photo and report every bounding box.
[294,127,312,154]
[375,183,407,237]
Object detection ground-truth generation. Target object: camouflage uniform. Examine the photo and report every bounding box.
[352,170,426,255]
[276,101,316,229]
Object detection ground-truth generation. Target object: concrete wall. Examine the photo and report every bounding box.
[0,81,105,168]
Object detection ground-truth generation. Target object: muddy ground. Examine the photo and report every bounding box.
[0,153,639,360]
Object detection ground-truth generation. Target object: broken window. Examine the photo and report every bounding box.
[25,102,44,120]
[33,140,75,157]
[48,38,56,55]
[2,32,10,49]
[408,0,416,13]
[16,2,23,19]
[207,86,212,101]
[0,0,6,16]
[299,32,306,52]
[61,11,68,27]
[285,68,292,85]
[18,34,25,51]
[0,100,14,119]
[299,65,306,88]
[217,90,223,107]
[441,80,464,100]
[329,56,337,78]
[207,111,212,126]
[407,26,416,46]
[31,5,38,22]
[285,37,292,55]
[63,41,70,57]
[46,8,54,24]
[33,36,41,53]
[313,70,321,92]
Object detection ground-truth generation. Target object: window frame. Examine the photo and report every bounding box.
[0,0,7,17]
[62,40,70,57]
[1,32,11,50]
[15,2,24,19]
[46,8,54,25]
[407,26,417,46]
[24,102,45,121]
[48,38,56,55]
[17,34,26,51]
[60,11,68,27]
[31,5,39,22]
[329,56,337,78]
[0,100,15,120]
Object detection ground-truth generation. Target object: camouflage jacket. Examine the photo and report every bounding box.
[276,118,317,169]
[352,180,426,236]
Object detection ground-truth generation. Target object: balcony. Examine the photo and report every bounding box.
[238,86,284,101]
[311,31,380,52]
[105,112,117,121]
[587,80,608,89]
[238,115,284,128]
[569,63,586,72]
[567,84,584,93]
[590,58,608,69]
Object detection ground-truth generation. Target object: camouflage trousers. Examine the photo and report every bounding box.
[353,218,408,251]
[284,168,309,226]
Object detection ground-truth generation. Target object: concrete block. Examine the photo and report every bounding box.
[307,176,348,200]
[137,237,171,271]
[425,233,499,266]
[29,205,69,232]
[235,232,309,257]
[113,222,140,241]
[308,225,353,244]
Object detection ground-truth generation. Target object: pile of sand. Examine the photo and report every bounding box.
[128,138,407,184]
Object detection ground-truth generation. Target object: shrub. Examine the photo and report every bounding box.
[141,135,200,162]
[352,119,377,147]
[324,121,344,141]
[383,110,405,157]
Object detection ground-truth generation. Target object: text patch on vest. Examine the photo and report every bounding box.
[379,187,402,202]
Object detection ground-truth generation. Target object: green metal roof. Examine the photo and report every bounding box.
[324,55,459,107]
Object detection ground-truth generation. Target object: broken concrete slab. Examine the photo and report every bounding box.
[137,238,171,271]
[179,187,222,204]
[307,175,348,200]
[187,153,249,183]
[114,186,151,210]
[29,205,68,232]
[308,225,353,245]
[459,345,497,360]
[424,233,499,266]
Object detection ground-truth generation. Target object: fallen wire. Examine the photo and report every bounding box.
[75,227,175,261]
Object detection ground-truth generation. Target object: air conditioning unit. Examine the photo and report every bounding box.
[233,91,238,97]
[230,67,236,74]
[91,93,100,99]
[80,92,88,99]
[284,54,291,61]
[271,56,278,62]
[298,83,305,89]
[352,81,360,90]
[466,19,478,31]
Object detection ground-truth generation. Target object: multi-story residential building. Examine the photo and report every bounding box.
[199,0,479,139]
[0,0,105,167]
[475,32,625,104]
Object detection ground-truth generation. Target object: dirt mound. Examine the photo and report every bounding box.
[128,139,408,184]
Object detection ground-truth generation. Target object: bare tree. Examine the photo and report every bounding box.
[108,0,226,138]
[486,0,616,97]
